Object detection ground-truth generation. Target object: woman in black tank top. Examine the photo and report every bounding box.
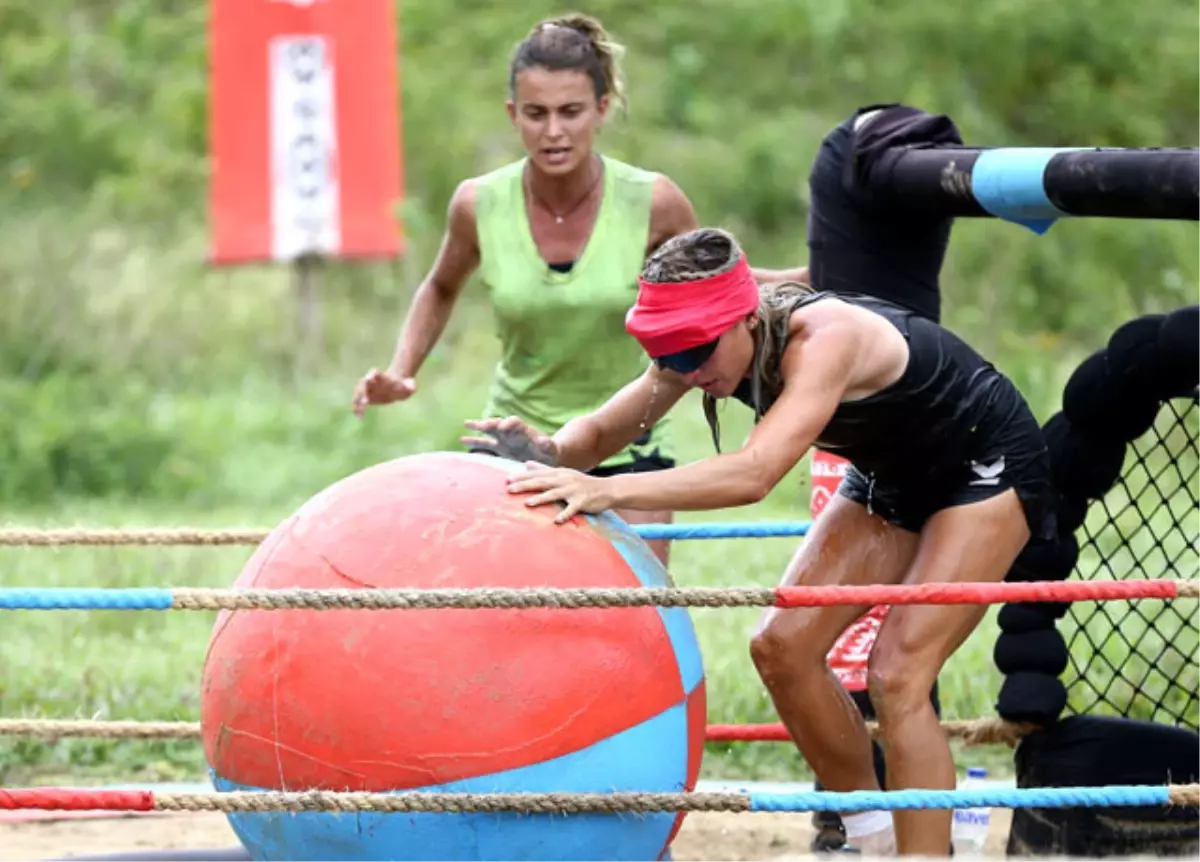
[801,102,967,853]
[466,227,1055,858]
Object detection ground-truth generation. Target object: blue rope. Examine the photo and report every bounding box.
[0,522,803,610]
[633,520,810,540]
[748,784,1173,812]
[0,588,175,611]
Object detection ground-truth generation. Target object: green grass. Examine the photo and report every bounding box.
[0,380,1016,787]
[0,0,1194,797]
[0,498,1016,787]
[1,267,1185,788]
[0,228,1159,788]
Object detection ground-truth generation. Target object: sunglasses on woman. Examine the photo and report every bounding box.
[653,338,719,375]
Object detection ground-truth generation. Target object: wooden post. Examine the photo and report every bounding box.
[294,252,322,379]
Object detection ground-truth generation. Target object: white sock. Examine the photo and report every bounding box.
[844,810,892,838]
[843,810,896,856]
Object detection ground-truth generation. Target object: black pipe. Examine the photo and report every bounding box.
[867,146,1199,221]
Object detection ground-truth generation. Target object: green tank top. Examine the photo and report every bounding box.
[474,155,673,468]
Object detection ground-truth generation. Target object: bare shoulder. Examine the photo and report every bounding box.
[448,178,479,221]
[647,173,699,252]
[779,298,867,372]
[785,295,859,339]
[650,172,689,210]
[782,297,910,400]
[445,178,480,244]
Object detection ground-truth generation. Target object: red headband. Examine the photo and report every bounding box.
[625,256,759,357]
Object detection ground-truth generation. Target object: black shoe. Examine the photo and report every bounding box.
[811,824,860,854]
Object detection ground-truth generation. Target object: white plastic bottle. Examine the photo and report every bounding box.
[952,766,992,856]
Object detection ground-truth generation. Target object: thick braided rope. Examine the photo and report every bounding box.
[153,790,748,815]
[0,719,203,740]
[0,715,1039,747]
[0,580,1193,611]
[175,586,777,611]
[0,522,812,546]
[2,785,1197,814]
[0,528,270,547]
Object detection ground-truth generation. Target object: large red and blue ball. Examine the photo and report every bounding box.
[200,452,707,861]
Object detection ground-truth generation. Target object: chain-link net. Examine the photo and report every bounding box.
[1063,398,1199,728]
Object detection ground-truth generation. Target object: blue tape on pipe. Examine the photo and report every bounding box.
[970,148,1084,235]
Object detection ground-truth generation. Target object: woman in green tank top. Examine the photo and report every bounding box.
[351,14,804,566]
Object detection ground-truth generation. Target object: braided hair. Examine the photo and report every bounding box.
[639,228,814,451]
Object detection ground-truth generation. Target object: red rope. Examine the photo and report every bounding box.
[774,579,1178,607]
[707,723,791,742]
[0,789,155,812]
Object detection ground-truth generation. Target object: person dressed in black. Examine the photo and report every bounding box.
[803,102,968,853]
[464,227,1055,858]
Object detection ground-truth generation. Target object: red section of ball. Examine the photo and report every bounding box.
[200,453,686,792]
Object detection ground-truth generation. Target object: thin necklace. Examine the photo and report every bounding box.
[525,156,603,225]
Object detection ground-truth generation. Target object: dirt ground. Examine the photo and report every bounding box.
[0,807,1014,861]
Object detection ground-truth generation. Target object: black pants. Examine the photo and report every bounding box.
[811,680,942,829]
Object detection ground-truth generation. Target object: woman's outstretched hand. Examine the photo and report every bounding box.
[352,368,417,417]
[505,466,617,524]
[462,416,558,467]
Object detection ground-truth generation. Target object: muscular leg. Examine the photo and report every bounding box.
[808,452,899,850]
[811,686,885,852]
[868,489,1032,856]
[618,507,673,567]
[750,494,921,797]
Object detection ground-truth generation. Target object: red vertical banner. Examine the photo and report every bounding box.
[809,449,849,518]
[208,0,404,264]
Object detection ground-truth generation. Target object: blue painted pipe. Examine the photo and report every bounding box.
[866,145,1199,233]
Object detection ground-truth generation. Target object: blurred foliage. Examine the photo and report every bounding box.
[0,0,1196,503]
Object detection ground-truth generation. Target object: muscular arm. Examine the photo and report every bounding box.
[604,316,860,512]
[753,265,810,286]
[646,174,700,253]
[386,181,480,379]
[552,365,690,471]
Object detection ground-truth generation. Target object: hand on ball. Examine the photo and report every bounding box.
[462,416,558,466]
[505,465,616,523]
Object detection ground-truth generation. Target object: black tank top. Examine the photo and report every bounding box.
[732,291,1014,486]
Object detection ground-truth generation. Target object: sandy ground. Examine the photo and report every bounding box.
[0,808,1014,861]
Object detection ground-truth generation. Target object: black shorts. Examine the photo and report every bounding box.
[586,451,675,478]
[465,447,675,477]
[836,389,1056,538]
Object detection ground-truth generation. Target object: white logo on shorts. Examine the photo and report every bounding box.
[969,456,1005,486]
